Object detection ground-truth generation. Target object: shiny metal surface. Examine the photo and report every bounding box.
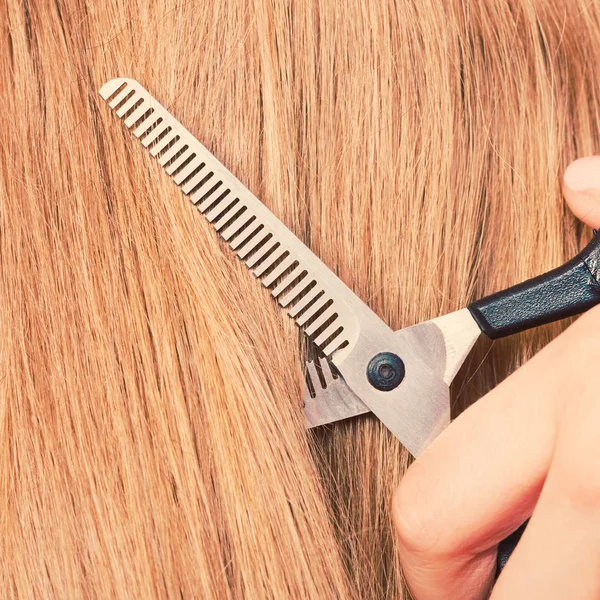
[100,78,482,456]
[305,309,481,455]
[99,77,372,359]
[429,309,483,386]
[304,359,370,428]
[325,312,475,456]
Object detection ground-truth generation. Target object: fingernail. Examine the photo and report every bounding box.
[563,156,600,193]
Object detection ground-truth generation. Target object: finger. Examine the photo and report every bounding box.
[492,368,600,599]
[393,159,600,600]
[393,307,600,600]
[563,156,600,229]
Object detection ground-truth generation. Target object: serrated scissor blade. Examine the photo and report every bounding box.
[99,78,389,361]
[304,359,370,427]
[99,78,480,457]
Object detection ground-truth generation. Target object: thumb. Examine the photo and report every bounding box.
[563,156,600,229]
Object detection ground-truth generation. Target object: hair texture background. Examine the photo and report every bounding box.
[1,0,600,598]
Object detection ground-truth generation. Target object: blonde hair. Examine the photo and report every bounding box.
[1,0,599,597]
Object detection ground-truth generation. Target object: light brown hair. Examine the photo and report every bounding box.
[1,0,599,598]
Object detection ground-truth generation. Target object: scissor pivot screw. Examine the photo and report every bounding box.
[366,352,405,391]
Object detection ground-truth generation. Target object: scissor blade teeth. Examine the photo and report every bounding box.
[100,78,366,368]
[279,279,310,307]
[312,320,340,347]
[197,186,227,214]
[288,286,322,318]
[305,307,337,336]
[124,102,149,128]
[217,206,245,235]
[197,186,226,213]
[212,200,240,229]
[319,360,336,386]
[181,168,208,195]
[99,78,128,101]
[304,360,321,389]
[226,216,256,248]
[133,115,159,138]
[321,337,345,358]
[205,195,233,223]
[141,123,169,148]
[116,94,140,118]
[172,157,201,184]
[303,361,372,428]
[246,239,277,269]
[314,325,343,351]
[158,140,185,166]
[296,297,330,327]
[325,363,338,385]
[190,177,217,205]
[219,207,247,240]
[247,241,279,270]
[233,223,264,254]
[150,131,177,157]
[107,85,132,108]
[262,256,295,288]
[271,267,302,298]
[254,249,284,278]
[165,149,193,173]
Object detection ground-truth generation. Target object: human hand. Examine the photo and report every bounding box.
[393,157,600,599]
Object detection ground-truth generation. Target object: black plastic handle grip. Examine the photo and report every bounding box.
[496,520,528,577]
[468,231,600,339]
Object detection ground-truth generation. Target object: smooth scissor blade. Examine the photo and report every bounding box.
[99,78,481,456]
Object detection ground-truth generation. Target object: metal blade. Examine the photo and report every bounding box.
[304,309,481,438]
[304,358,370,427]
[99,77,384,360]
[99,78,482,457]
[428,309,483,386]
[316,309,480,456]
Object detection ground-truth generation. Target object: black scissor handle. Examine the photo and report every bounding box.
[496,520,528,577]
[468,231,600,339]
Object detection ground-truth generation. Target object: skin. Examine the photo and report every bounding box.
[393,156,600,599]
